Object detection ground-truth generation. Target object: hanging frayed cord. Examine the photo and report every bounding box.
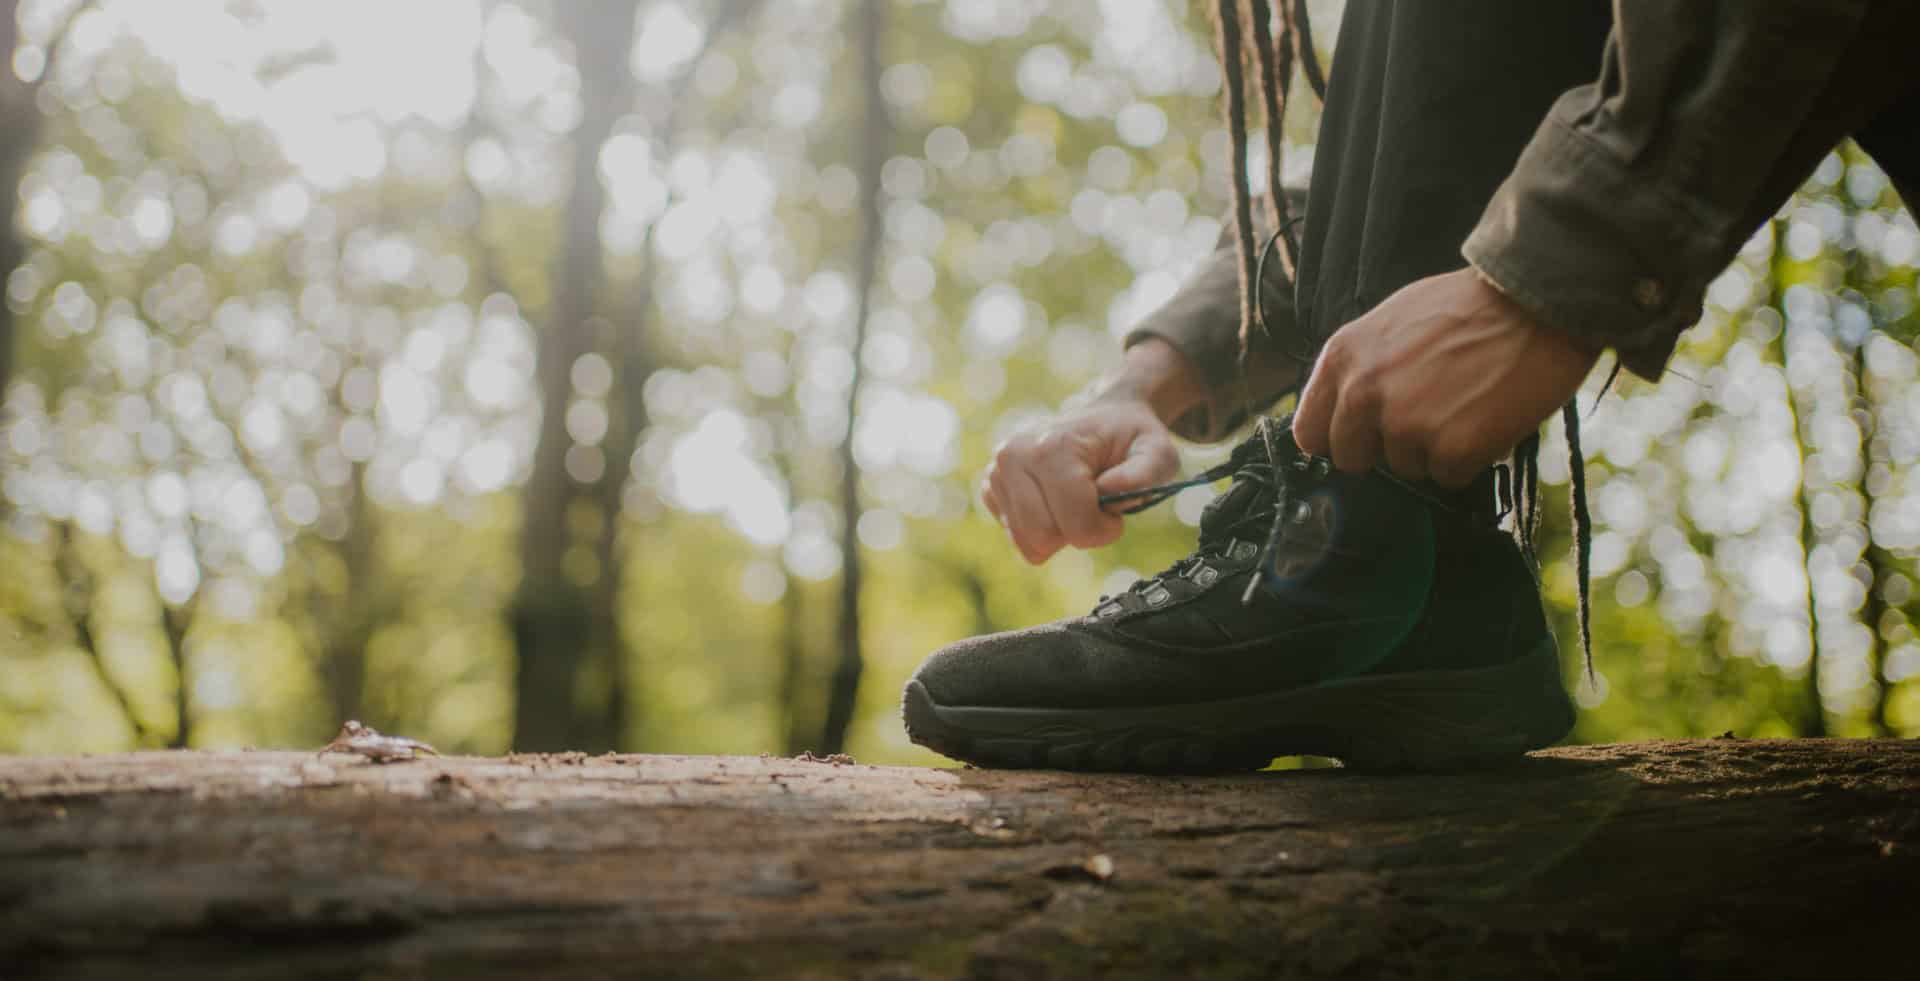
[1562,401,1595,685]
[1510,432,1541,559]
[1213,0,1325,394]
[1243,0,1296,280]
[1212,0,1262,367]
[1288,0,1327,99]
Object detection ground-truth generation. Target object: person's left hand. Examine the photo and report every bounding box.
[1292,267,1601,488]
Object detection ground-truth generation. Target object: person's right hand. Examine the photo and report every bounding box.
[981,396,1181,565]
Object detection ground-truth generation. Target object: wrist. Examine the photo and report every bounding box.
[1097,337,1208,427]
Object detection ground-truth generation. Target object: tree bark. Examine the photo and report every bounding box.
[2,740,1916,980]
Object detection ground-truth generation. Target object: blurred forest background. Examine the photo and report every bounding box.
[2,0,1917,763]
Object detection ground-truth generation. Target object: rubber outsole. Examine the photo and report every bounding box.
[902,638,1575,774]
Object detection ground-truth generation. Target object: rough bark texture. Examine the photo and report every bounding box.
[3,740,1917,980]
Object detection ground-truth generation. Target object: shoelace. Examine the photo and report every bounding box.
[1097,413,1600,680]
[1095,417,1330,610]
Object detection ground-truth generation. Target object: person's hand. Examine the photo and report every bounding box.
[981,339,1201,564]
[982,397,1179,565]
[1292,267,1600,488]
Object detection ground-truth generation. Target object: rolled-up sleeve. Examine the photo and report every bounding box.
[1464,0,1918,380]
[1123,193,1308,442]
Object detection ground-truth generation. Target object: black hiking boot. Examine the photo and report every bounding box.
[902,419,1574,773]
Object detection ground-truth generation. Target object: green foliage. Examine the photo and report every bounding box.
[2,0,1916,760]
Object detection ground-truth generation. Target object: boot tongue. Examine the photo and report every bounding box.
[1195,423,1296,544]
[1196,470,1274,544]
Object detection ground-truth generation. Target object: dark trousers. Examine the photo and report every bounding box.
[1295,1,1613,342]
[1295,1,1920,346]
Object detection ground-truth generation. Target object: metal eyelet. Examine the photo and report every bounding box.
[1144,586,1171,606]
[1193,565,1219,587]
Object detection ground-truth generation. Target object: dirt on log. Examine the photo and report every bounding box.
[2,740,1917,979]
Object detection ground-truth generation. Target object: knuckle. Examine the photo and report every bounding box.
[1384,410,1435,445]
[1344,373,1382,412]
[1032,428,1076,458]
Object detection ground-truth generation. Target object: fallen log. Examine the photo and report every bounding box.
[3,740,1916,979]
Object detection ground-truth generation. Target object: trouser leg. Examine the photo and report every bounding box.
[1295,1,1613,343]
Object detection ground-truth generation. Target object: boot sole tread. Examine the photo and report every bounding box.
[903,638,1574,774]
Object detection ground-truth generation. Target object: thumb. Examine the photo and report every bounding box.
[1094,429,1179,499]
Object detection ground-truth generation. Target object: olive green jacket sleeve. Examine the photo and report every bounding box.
[1464,0,1920,380]
[1120,193,1308,443]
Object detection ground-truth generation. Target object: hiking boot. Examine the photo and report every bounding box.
[902,419,1574,773]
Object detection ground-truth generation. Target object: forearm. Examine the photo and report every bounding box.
[1120,193,1311,442]
[1092,336,1209,430]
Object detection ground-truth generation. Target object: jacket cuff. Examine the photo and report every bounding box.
[1122,250,1302,442]
[1463,116,1724,381]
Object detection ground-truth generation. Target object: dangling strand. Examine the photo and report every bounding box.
[1212,0,1261,363]
[1289,0,1327,100]
[1563,402,1596,683]
[1242,0,1296,281]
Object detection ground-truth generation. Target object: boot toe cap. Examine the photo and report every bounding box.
[909,622,1097,709]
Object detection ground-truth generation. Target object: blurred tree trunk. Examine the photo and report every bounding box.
[585,0,760,752]
[819,0,888,755]
[161,594,195,749]
[777,570,815,753]
[318,460,378,725]
[1771,220,1827,737]
[1834,162,1894,737]
[512,0,637,752]
[0,0,29,405]
[0,0,85,424]
[1855,363,1892,736]
[55,521,152,745]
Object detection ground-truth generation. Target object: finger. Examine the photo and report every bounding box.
[1327,381,1384,475]
[1093,431,1179,501]
[1038,456,1122,549]
[980,478,1004,522]
[1381,421,1431,482]
[981,459,1008,518]
[1292,361,1337,459]
[1001,467,1065,564]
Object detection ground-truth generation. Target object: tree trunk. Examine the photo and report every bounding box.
[0,0,87,428]
[3,740,1917,980]
[1770,221,1827,737]
[0,0,32,407]
[511,0,637,752]
[821,0,889,755]
[55,522,150,745]
[160,600,193,749]
[1839,164,1892,737]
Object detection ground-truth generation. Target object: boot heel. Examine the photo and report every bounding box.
[1335,637,1573,772]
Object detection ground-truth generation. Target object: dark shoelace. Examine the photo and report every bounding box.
[1095,418,1322,610]
[1100,412,1601,678]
